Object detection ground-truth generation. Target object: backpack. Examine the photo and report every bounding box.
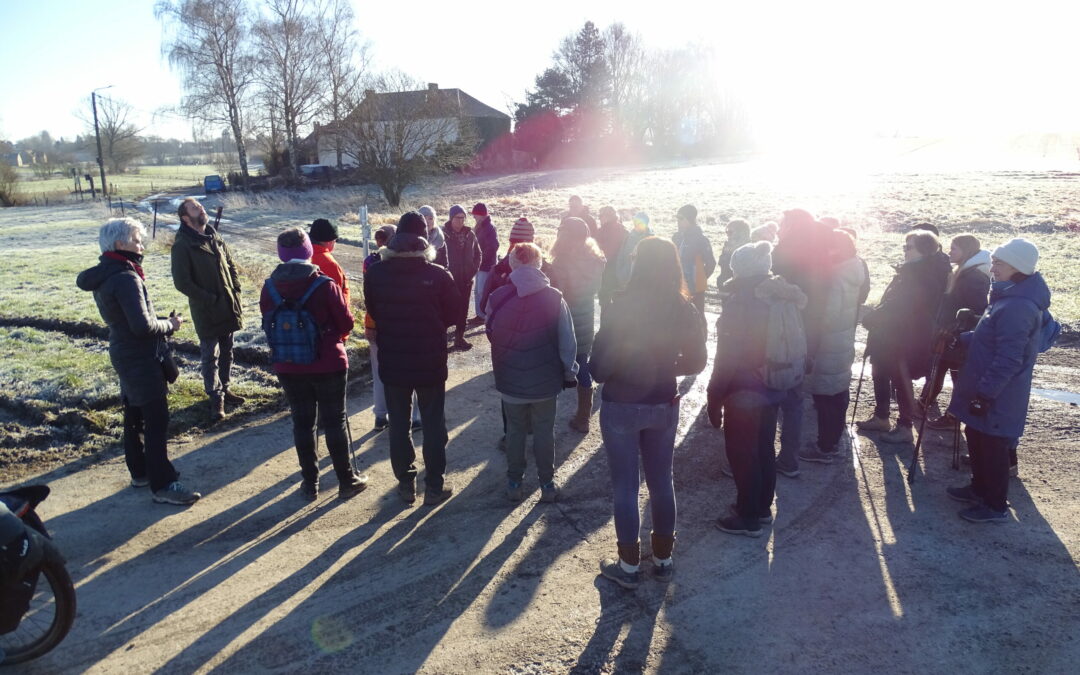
[262,275,330,365]
[1037,309,1061,353]
[759,298,807,391]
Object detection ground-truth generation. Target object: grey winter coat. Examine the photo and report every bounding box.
[806,256,867,396]
[551,253,605,357]
[441,223,482,285]
[77,254,175,406]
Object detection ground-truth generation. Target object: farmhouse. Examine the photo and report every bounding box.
[314,83,511,169]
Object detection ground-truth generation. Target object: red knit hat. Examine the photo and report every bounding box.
[509,217,534,244]
[471,202,488,216]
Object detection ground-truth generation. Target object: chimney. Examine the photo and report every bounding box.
[428,83,438,91]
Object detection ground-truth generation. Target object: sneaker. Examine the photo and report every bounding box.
[411,420,423,433]
[599,558,641,590]
[423,485,453,506]
[731,503,773,525]
[959,505,1008,524]
[714,514,763,538]
[130,476,150,488]
[373,416,389,431]
[798,448,834,464]
[398,480,416,505]
[651,560,674,583]
[856,415,890,432]
[507,480,524,502]
[338,473,369,500]
[775,460,801,478]
[880,425,915,444]
[300,479,318,501]
[222,389,246,406]
[452,339,473,352]
[540,481,559,503]
[926,412,958,430]
[946,484,981,505]
[153,481,201,505]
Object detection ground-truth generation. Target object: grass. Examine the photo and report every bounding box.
[12,164,219,202]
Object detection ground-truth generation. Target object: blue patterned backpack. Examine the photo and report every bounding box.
[262,275,330,364]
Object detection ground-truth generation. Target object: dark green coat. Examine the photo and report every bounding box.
[171,223,243,339]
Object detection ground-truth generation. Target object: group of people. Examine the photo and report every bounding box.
[75,194,1054,591]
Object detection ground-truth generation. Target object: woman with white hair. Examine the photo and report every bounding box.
[77,218,200,505]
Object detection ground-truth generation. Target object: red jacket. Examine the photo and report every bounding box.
[259,263,354,375]
[312,244,351,339]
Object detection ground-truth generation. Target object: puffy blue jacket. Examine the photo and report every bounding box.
[948,273,1051,438]
[474,217,500,272]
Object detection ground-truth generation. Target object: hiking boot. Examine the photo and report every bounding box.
[651,560,674,583]
[775,459,801,478]
[926,412,958,430]
[959,505,1008,524]
[209,394,226,422]
[714,514,763,538]
[411,420,423,433]
[946,484,981,505]
[338,473,369,500]
[599,558,641,590]
[881,424,914,444]
[373,415,389,431]
[398,480,416,505]
[540,481,559,503]
[130,475,149,488]
[856,415,890,432]
[300,479,318,502]
[568,386,593,433]
[423,485,453,506]
[153,481,201,505]
[452,339,472,352]
[222,389,246,406]
[798,448,834,464]
[507,480,524,502]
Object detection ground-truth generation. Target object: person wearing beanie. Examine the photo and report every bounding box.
[309,218,350,339]
[708,240,807,536]
[442,204,482,350]
[596,206,628,317]
[470,202,500,324]
[718,219,752,285]
[170,196,244,422]
[567,195,599,238]
[486,242,579,503]
[364,214,461,507]
[418,205,446,265]
[260,227,367,502]
[591,237,707,588]
[478,217,553,316]
[673,203,716,315]
[946,238,1052,523]
[857,229,950,444]
[550,217,606,433]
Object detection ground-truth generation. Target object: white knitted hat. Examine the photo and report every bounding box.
[992,238,1039,275]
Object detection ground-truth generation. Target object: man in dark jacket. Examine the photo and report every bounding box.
[595,206,628,319]
[442,204,482,350]
[947,238,1050,523]
[567,195,599,238]
[673,204,717,316]
[471,202,500,324]
[260,228,367,502]
[171,197,244,421]
[364,212,461,506]
[486,243,578,503]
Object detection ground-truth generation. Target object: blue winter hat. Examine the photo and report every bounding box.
[448,204,466,220]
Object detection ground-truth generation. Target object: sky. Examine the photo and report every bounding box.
[2,0,1080,148]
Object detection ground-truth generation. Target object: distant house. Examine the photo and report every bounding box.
[1,152,23,167]
[315,83,512,169]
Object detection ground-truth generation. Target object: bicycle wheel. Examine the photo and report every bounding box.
[0,560,76,666]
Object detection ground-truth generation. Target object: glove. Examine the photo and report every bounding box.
[968,396,990,417]
[707,395,723,428]
[563,380,577,390]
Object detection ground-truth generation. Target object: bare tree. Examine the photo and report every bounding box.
[603,23,646,142]
[0,163,19,207]
[253,0,326,179]
[156,0,255,187]
[339,72,478,206]
[314,0,370,169]
[82,96,142,172]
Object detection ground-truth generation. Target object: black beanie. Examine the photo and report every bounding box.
[309,218,338,242]
[397,211,427,237]
[677,204,697,223]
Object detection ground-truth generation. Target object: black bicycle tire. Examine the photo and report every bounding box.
[0,560,76,666]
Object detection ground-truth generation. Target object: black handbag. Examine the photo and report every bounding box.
[158,338,180,384]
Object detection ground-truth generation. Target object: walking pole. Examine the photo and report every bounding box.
[850,352,869,427]
[908,333,947,484]
[951,416,961,470]
[345,395,359,472]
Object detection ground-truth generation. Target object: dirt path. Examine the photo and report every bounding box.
[11,307,1080,673]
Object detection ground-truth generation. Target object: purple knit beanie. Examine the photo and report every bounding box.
[277,229,314,262]
[448,204,466,220]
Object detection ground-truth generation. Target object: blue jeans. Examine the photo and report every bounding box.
[575,353,592,389]
[775,386,803,467]
[600,399,679,545]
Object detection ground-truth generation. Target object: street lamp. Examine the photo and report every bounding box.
[92,85,113,201]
